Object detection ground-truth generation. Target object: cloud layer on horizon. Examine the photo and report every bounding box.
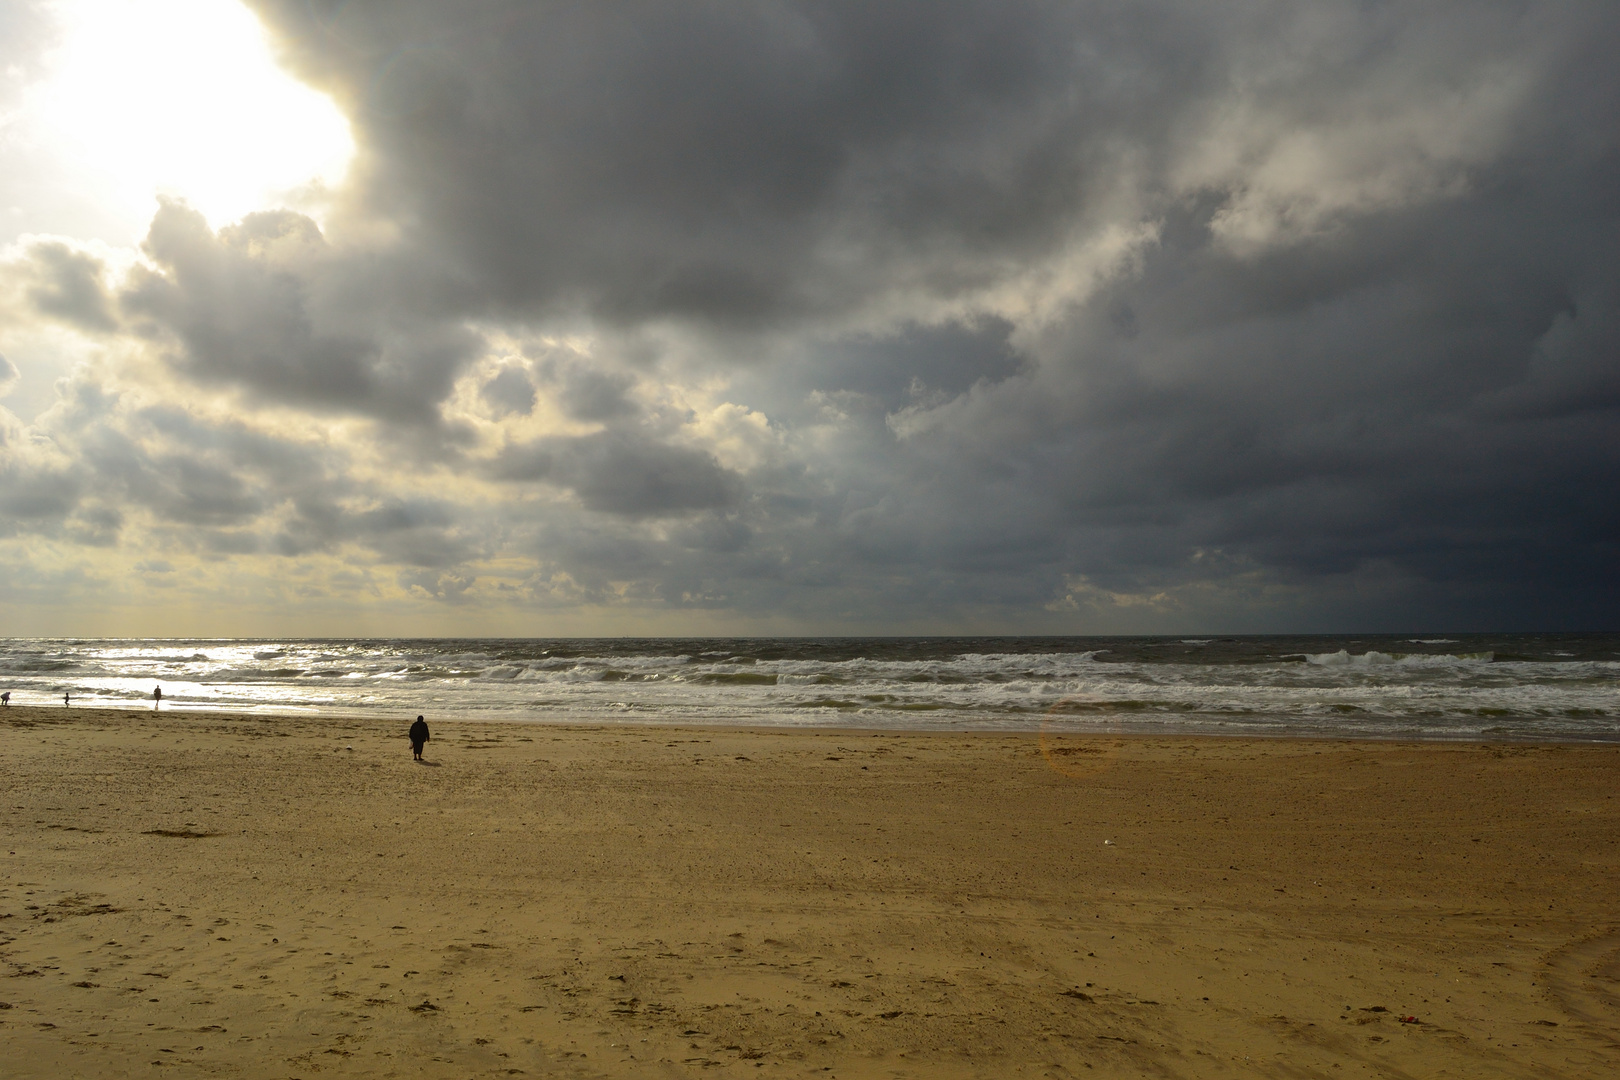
[1,0,1616,634]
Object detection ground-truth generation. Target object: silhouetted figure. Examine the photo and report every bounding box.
[1,691,9,706]
[409,715,430,761]
[153,685,162,710]
[63,692,70,707]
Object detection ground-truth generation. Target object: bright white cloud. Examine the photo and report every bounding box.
[17,0,352,238]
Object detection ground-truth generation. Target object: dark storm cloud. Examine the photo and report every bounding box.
[0,371,479,580]
[0,462,81,527]
[483,353,637,421]
[550,365,637,423]
[494,431,742,518]
[798,318,1024,412]
[479,364,535,417]
[397,567,475,601]
[120,201,477,425]
[59,402,319,533]
[261,490,477,569]
[0,372,83,537]
[856,133,1620,623]
[252,0,1214,323]
[10,1,1614,627]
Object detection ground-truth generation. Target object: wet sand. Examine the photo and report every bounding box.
[2,705,1618,1078]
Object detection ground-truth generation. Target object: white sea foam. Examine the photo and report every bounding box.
[1305,649,1493,666]
[0,636,1614,741]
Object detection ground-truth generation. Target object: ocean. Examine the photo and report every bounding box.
[1,634,1616,741]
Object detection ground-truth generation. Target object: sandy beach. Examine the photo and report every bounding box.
[2,706,1617,1078]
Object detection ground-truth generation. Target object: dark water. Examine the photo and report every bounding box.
[1,633,1616,740]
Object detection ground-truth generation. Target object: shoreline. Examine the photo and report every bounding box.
[4,705,1618,1077]
[6,703,1617,745]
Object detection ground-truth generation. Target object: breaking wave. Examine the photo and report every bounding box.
[0,633,1614,741]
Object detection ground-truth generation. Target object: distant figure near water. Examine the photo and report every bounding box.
[63,692,70,707]
[1,691,9,706]
[409,715,430,761]
[153,685,162,709]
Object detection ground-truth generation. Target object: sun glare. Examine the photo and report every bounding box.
[30,0,353,233]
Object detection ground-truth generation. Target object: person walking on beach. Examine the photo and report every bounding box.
[63,691,70,707]
[409,715,430,761]
[1,691,9,706]
[153,685,162,710]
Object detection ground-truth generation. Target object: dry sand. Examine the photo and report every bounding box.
[2,705,1617,1079]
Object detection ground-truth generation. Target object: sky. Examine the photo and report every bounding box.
[0,0,1616,637]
